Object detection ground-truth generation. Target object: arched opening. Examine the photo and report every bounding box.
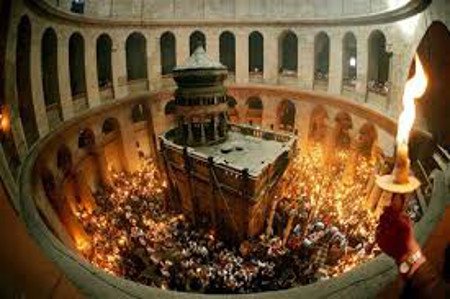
[78,128,102,192]
[357,122,378,157]
[342,32,357,91]
[102,118,126,173]
[219,31,236,73]
[131,104,148,123]
[164,100,176,115]
[367,30,390,95]
[227,96,239,123]
[41,168,57,208]
[42,162,91,248]
[57,145,73,175]
[249,31,264,80]
[314,32,330,89]
[190,31,206,55]
[17,16,39,147]
[334,111,353,149]
[1,129,21,178]
[308,105,329,143]
[69,32,88,111]
[277,100,296,132]
[126,32,148,85]
[71,0,85,14]
[78,129,96,149]
[415,22,450,149]
[96,34,113,100]
[160,32,176,76]
[246,96,263,126]
[42,27,62,128]
[278,30,298,75]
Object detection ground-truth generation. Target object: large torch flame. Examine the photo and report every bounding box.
[393,54,428,184]
[396,54,428,146]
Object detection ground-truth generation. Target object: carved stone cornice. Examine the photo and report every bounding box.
[25,0,431,28]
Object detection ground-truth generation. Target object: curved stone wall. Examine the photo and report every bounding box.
[3,0,449,175]
[42,0,422,23]
[18,86,449,298]
[0,0,449,296]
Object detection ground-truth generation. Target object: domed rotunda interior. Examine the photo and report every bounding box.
[0,0,450,298]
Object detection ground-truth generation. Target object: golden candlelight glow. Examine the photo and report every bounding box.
[73,146,421,293]
[393,55,428,184]
[396,54,428,146]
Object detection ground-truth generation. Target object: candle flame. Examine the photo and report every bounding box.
[396,55,428,146]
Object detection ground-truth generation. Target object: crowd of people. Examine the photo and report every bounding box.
[75,145,423,294]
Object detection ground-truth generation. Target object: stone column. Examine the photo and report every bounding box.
[297,104,313,149]
[264,29,278,84]
[176,29,189,65]
[30,26,50,136]
[328,32,343,95]
[387,52,404,118]
[206,30,219,62]
[117,111,141,173]
[356,30,369,102]
[200,121,206,144]
[187,121,194,144]
[111,34,128,99]
[84,33,101,108]
[94,146,111,185]
[4,15,28,157]
[0,146,18,208]
[298,32,314,90]
[58,31,75,120]
[147,32,162,91]
[148,32,162,91]
[214,115,219,140]
[235,31,249,84]
[261,96,277,129]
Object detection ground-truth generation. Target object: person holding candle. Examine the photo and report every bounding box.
[376,206,449,298]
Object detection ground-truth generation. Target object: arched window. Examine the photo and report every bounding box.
[71,0,85,14]
[219,31,236,73]
[78,129,95,148]
[227,97,237,109]
[41,168,56,200]
[102,118,120,135]
[342,32,357,87]
[165,100,176,115]
[160,32,176,75]
[249,31,264,73]
[309,105,329,143]
[96,34,113,89]
[314,32,330,81]
[69,32,87,97]
[246,96,263,125]
[189,31,206,55]
[334,111,353,148]
[227,96,239,123]
[56,145,72,174]
[357,122,378,157]
[279,31,298,74]
[131,104,148,123]
[368,30,390,93]
[16,16,39,146]
[42,28,62,124]
[278,100,296,131]
[126,32,148,81]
